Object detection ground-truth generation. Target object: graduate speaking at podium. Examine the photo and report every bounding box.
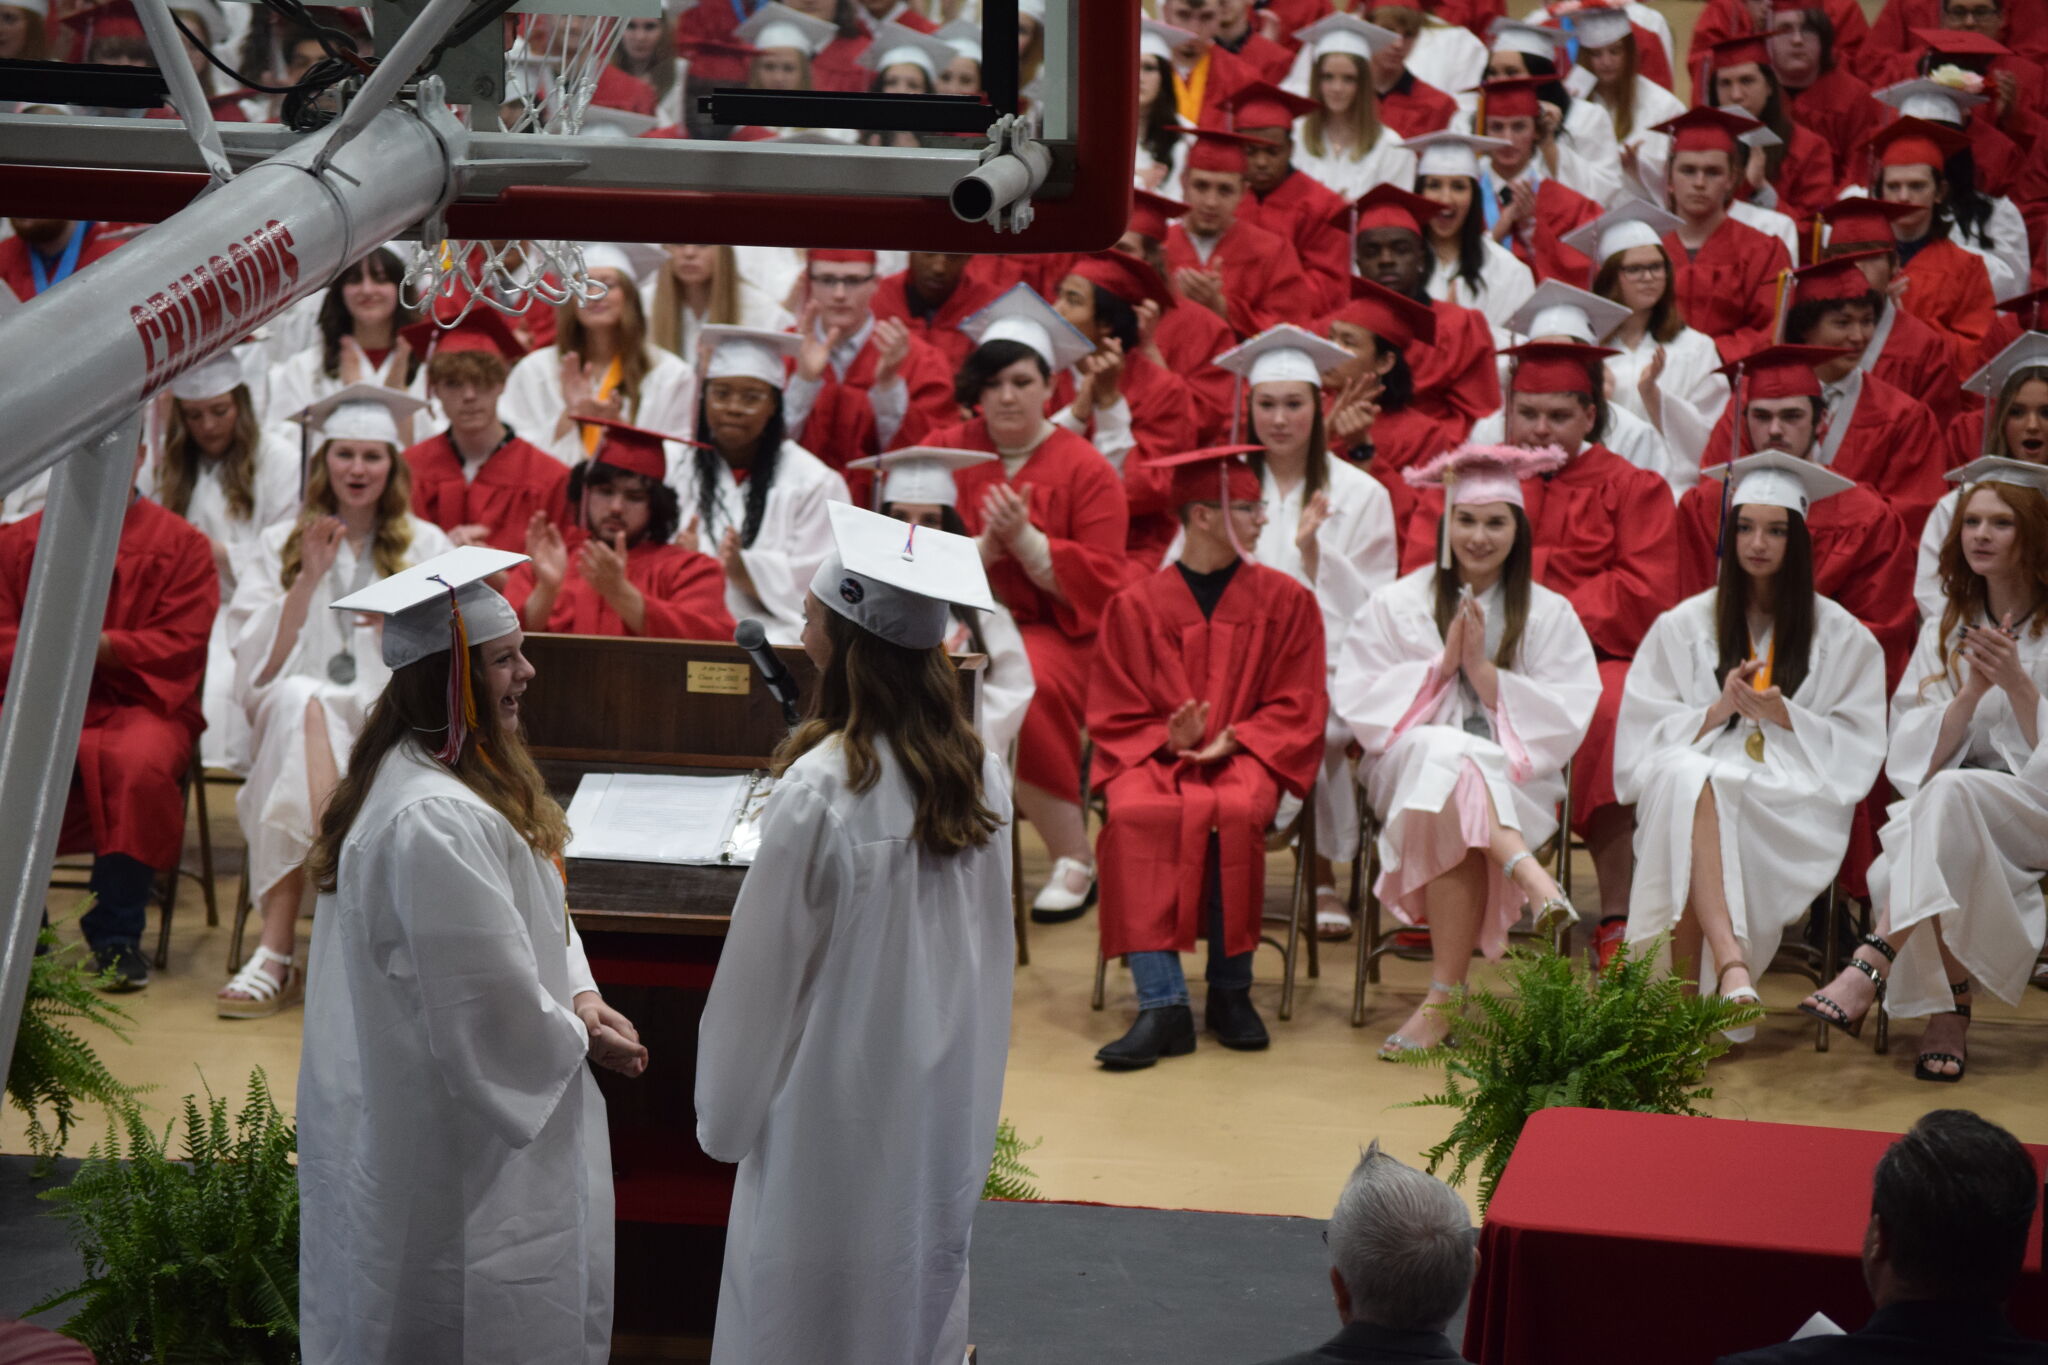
[696,503,1016,1365]
[294,546,648,1365]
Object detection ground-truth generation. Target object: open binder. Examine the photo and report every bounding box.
[564,771,775,867]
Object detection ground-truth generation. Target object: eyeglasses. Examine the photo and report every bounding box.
[809,272,877,293]
[706,384,774,411]
[1617,261,1668,280]
[1943,1,2000,17]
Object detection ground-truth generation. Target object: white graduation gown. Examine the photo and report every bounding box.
[944,604,1036,765]
[226,515,455,902]
[696,739,1015,1365]
[1334,568,1599,950]
[261,344,425,432]
[138,432,301,772]
[1451,97,1623,207]
[1291,123,1419,201]
[1427,238,1537,341]
[298,740,611,1365]
[500,343,698,465]
[1914,488,1959,622]
[1615,591,1888,979]
[637,278,789,363]
[1868,616,2048,1017]
[666,439,849,645]
[1600,325,1728,492]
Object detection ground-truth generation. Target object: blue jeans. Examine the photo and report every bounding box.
[1127,836,1251,1010]
[79,853,154,951]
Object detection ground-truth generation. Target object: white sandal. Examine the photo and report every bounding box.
[216,946,304,1020]
[1315,886,1352,941]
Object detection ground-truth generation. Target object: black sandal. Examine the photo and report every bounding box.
[1913,978,1972,1083]
[1798,933,1894,1040]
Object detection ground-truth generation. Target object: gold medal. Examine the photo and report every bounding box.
[1745,729,1765,763]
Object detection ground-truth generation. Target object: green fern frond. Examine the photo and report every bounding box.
[4,925,149,1172]
[982,1117,1042,1202]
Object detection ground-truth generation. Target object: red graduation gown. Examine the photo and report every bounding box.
[1220,30,1298,84]
[1858,0,2048,81]
[1662,218,1792,363]
[1694,0,1871,77]
[1501,178,1603,286]
[1087,562,1327,958]
[1377,71,1458,139]
[406,432,572,554]
[1239,169,1354,313]
[0,222,124,303]
[1869,305,1963,425]
[1896,238,1997,377]
[1400,444,1680,826]
[591,64,657,116]
[869,259,1010,375]
[791,325,957,479]
[0,499,216,872]
[1784,68,1883,174]
[1674,477,1917,686]
[1698,370,1947,538]
[1049,352,1199,568]
[1165,218,1320,341]
[1769,124,1841,221]
[502,532,733,640]
[1408,299,1501,438]
[937,420,1135,799]
[1152,300,1241,445]
[1344,403,1465,480]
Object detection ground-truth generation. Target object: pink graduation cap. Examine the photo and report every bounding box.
[1404,442,1570,568]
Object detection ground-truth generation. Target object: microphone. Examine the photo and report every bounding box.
[735,618,801,727]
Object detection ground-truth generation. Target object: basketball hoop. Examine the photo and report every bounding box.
[403,12,626,327]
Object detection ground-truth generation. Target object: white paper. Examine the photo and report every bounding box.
[1789,1312,1845,1340]
[565,772,761,865]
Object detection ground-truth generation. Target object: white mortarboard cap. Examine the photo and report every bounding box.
[10,0,49,16]
[1875,78,1983,124]
[1489,17,1560,61]
[580,105,662,138]
[579,242,642,282]
[698,324,801,388]
[331,546,529,669]
[847,446,999,508]
[1945,455,2048,492]
[963,283,1095,374]
[735,1,836,54]
[1567,5,1634,50]
[1704,448,1853,518]
[1962,330,2048,399]
[1141,17,1199,62]
[167,351,247,402]
[811,501,994,649]
[1508,280,1632,344]
[1294,12,1398,62]
[1561,198,1683,265]
[1402,130,1511,180]
[1019,0,1046,21]
[934,19,982,64]
[860,20,955,78]
[294,383,430,447]
[1718,105,1782,148]
[1214,324,1354,388]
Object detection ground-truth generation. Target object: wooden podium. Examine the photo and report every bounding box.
[519,632,981,1358]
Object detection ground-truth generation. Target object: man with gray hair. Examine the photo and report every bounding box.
[1251,1140,1477,1364]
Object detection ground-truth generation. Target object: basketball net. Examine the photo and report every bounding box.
[403,12,625,327]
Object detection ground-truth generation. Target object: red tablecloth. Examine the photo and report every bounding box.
[1464,1108,2048,1365]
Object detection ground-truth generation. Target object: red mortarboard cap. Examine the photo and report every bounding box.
[1470,75,1549,122]
[1996,286,2048,330]
[1909,26,2009,57]
[1167,125,1262,174]
[1333,276,1439,351]
[1340,182,1442,236]
[402,308,525,364]
[1215,80,1319,133]
[1816,195,1918,246]
[1789,251,1889,305]
[1715,344,1854,398]
[809,248,878,265]
[1866,115,1972,169]
[1653,106,1760,155]
[1068,251,1176,314]
[1702,32,1772,71]
[579,417,684,482]
[1129,188,1190,240]
[1147,445,1266,508]
[1504,341,1617,396]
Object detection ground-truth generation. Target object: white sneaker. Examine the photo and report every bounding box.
[1030,856,1097,922]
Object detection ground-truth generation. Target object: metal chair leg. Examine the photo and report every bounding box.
[1010,810,1029,967]
[1279,828,1305,1022]
[227,868,252,975]
[191,749,217,927]
[1352,837,1378,1027]
[152,867,176,971]
[1091,948,1107,1010]
[1301,806,1320,981]
[1815,882,1838,1053]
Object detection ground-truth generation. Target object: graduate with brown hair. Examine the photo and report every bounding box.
[0,446,216,988]
[1469,76,1603,286]
[504,418,733,640]
[1810,199,1965,420]
[1653,107,1795,362]
[1087,446,1326,1070]
[402,313,570,555]
[1866,116,2001,374]
[1164,126,1322,340]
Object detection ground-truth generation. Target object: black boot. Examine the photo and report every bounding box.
[1204,986,1269,1051]
[1095,1005,1197,1070]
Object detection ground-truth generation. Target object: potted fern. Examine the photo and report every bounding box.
[982,1118,1041,1201]
[30,1069,300,1364]
[4,925,145,1174]
[1393,938,1761,1212]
